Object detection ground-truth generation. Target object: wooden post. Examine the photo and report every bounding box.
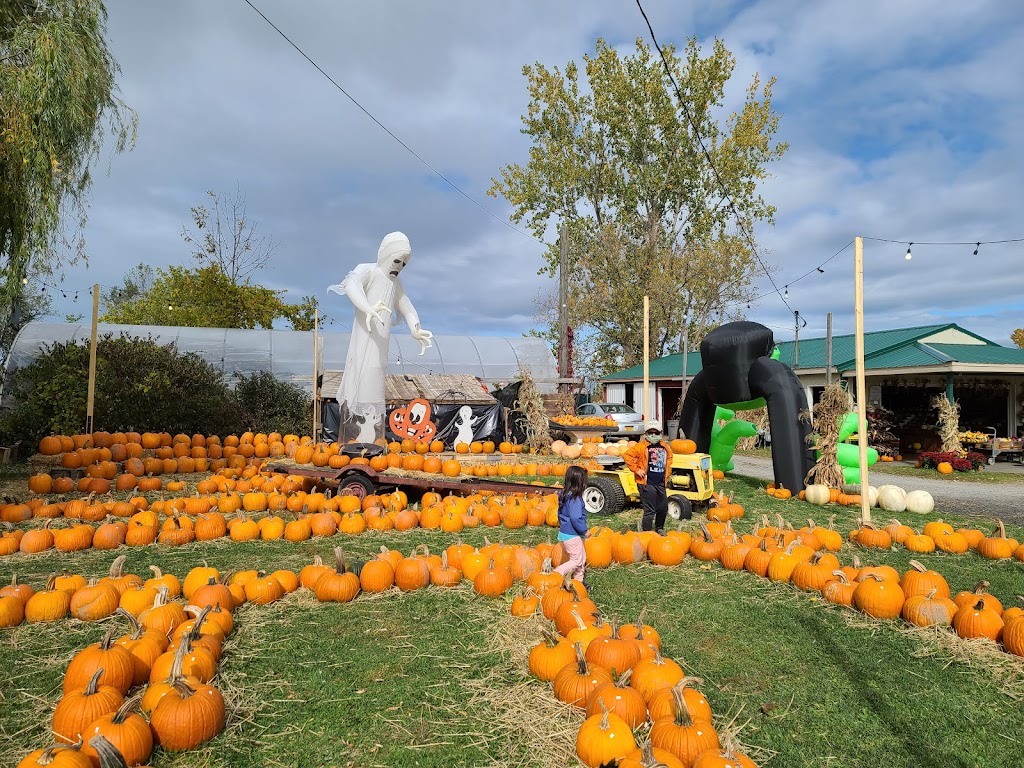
[825,312,833,385]
[853,237,871,523]
[85,284,99,435]
[312,308,319,441]
[643,295,650,421]
[557,222,569,389]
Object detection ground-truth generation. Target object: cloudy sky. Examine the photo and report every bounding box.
[51,0,1024,351]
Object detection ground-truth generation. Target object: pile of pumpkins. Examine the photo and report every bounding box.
[801,483,935,515]
[548,438,698,462]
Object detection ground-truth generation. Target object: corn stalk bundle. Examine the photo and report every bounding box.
[804,382,850,488]
[515,367,552,451]
[932,395,963,453]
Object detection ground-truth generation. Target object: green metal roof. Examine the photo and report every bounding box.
[603,323,1024,382]
[924,343,1024,365]
[604,351,705,381]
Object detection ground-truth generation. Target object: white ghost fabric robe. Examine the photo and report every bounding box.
[328,233,427,444]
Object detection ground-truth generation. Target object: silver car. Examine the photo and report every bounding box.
[575,402,645,438]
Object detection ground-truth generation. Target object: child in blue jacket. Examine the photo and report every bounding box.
[554,465,589,583]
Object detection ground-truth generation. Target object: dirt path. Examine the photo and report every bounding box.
[730,455,1024,526]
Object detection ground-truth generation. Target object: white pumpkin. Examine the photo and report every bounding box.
[562,444,582,460]
[804,484,831,506]
[843,483,879,507]
[905,490,935,515]
[876,485,908,513]
[550,440,567,457]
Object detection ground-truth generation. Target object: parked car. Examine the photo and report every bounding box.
[575,402,645,438]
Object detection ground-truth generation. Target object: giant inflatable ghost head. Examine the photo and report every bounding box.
[328,232,433,444]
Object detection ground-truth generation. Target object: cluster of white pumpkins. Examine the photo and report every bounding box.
[804,483,936,515]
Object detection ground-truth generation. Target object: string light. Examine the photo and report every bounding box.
[973,242,980,256]
[784,285,788,297]
[816,267,825,273]
[905,243,913,261]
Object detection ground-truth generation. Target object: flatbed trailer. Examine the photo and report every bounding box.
[264,462,555,500]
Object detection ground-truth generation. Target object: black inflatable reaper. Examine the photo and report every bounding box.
[679,321,816,492]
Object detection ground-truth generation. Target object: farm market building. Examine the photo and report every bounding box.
[602,323,1024,453]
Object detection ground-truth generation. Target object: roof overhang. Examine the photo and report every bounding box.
[839,363,1024,377]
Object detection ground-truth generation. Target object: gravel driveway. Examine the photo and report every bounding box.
[730,455,1024,526]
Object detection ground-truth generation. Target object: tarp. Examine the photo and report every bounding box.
[321,400,504,446]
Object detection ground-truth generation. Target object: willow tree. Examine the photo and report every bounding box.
[490,37,786,377]
[0,0,136,338]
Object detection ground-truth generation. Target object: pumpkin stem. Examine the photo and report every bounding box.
[614,668,634,687]
[44,573,58,592]
[187,605,213,643]
[108,555,127,579]
[38,738,86,767]
[597,696,611,730]
[974,598,989,611]
[573,641,588,675]
[111,691,144,725]
[925,588,937,600]
[89,734,130,768]
[908,560,927,573]
[973,580,990,595]
[851,554,862,569]
[84,667,105,695]
[831,570,851,586]
[995,519,1006,539]
[671,684,693,727]
[570,609,588,632]
[540,628,562,648]
[149,565,163,579]
[170,678,198,699]
[99,626,117,650]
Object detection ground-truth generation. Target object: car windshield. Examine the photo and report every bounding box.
[600,404,636,414]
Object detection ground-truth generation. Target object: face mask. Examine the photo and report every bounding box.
[645,432,661,442]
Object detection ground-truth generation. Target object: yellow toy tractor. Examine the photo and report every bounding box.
[582,452,716,519]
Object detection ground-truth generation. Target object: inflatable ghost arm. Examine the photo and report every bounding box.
[396,286,433,355]
[328,266,391,333]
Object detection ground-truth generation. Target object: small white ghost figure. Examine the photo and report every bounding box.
[328,232,433,444]
[452,405,474,448]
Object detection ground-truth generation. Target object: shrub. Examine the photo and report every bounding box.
[917,450,986,472]
[0,333,246,445]
[232,370,311,437]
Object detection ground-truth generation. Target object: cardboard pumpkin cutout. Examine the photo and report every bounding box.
[389,397,438,442]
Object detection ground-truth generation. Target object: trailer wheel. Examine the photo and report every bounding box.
[667,496,693,522]
[583,477,626,516]
[337,474,375,499]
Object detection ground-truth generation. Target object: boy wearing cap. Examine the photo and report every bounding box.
[623,420,674,534]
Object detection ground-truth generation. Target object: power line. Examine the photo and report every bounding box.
[240,0,544,247]
[863,236,1024,245]
[635,0,794,315]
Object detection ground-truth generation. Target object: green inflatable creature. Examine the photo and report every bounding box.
[830,412,879,484]
[709,406,758,472]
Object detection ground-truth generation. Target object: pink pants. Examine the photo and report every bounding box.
[554,536,586,581]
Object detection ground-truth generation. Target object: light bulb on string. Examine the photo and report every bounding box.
[783,285,788,297]
[816,267,825,273]
[973,242,980,256]
[905,243,913,261]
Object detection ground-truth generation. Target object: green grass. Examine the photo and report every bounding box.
[2,468,1024,767]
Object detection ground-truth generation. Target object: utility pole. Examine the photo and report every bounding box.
[557,222,568,391]
[85,284,100,435]
[794,310,800,368]
[825,312,833,385]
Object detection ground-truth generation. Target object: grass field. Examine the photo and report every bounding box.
[2,467,1024,767]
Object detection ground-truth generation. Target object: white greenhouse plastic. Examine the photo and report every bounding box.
[2,322,558,396]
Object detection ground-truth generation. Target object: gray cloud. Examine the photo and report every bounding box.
[46,0,1024,355]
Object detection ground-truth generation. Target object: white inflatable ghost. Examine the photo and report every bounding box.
[328,232,433,444]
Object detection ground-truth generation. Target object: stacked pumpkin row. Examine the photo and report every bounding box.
[1,484,562,558]
[673,519,1024,659]
[337,447,569,480]
[876,518,1024,561]
[519,577,757,767]
[12,558,279,766]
